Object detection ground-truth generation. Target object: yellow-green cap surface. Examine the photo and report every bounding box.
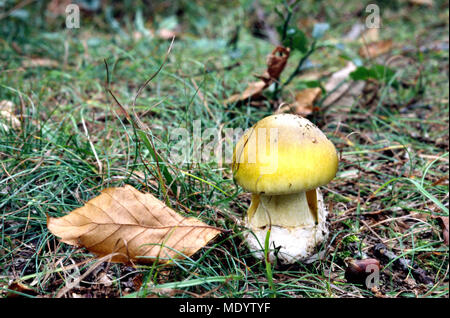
[232,114,338,195]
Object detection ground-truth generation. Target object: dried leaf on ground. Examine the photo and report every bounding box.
[322,62,357,107]
[47,185,222,264]
[297,70,331,81]
[262,46,290,82]
[225,46,290,105]
[292,87,322,116]
[333,80,366,111]
[22,58,59,68]
[359,40,393,58]
[360,28,379,43]
[225,81,267,105]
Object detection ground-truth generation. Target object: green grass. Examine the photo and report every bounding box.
[0,0,448,298]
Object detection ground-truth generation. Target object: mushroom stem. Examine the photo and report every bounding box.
[248,190,317,229]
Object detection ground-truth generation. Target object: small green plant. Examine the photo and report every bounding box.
[343,234,360,245]
[272,0,330,99]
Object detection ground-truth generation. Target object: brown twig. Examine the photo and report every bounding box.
[373,243,433,285]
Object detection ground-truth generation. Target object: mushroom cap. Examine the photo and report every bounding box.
[232,114,338,195]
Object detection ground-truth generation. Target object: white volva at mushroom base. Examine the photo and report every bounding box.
[243,189,329,264]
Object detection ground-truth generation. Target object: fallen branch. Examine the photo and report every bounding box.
[373,243,433,285]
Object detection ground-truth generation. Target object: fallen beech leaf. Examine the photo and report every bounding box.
[359,39,393,58]
[22,58,59,68]
[322,62,357,107]
[360,28,379,44]
[292,87,322,116]
[297,70,331,81]
[328,80,365,112]
[264,46,290,81]
[225,81,267,104]
[226,46,290,104]
[47,185,222,264]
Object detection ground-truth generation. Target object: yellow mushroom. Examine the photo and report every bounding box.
[232,113,338,263]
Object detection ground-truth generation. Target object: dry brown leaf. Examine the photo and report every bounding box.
[225,81,267,105]
[297,70,331,81]
[263,46,290,82]
[22,58,59,68]
[47,185,222,264]
[360,28,379,44]
[330,80,366,112]
[225,46,290,105]
[359,39,393,58]
[322,62,357,107]
[292,87,322,116]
